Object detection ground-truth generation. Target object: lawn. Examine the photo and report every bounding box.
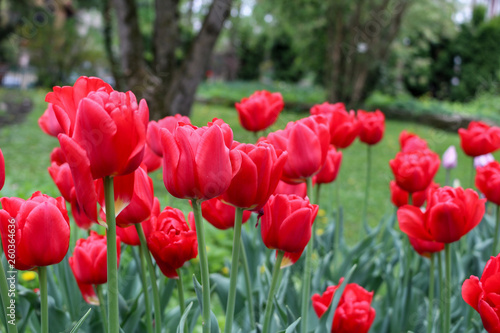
[0,87,491,245]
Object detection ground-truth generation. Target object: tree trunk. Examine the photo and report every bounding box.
[102,0,123,90]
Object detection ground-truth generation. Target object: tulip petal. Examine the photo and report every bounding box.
[397,205,433,241]
[429,202,465,243]
[478,299,500,332]
[287,122,321,179]
[462,276,482,311]
[278,207,312,253]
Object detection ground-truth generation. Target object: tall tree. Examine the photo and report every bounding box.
[112,0,233,118]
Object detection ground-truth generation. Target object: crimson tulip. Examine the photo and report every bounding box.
[312,278,376,333]
[398,186,485,243]
[39,104,64,137]
[357,110,385,145]
[0,148,4,191]
[116,197,159,246]
[69,191,94,230]
[0,192,70,270]
[220,141,287,210]
[142,144,162,173]
[147,207,198,278]
[235,90,284,132]
[408,236,444,258]
[389,181,438,208]
[147,114,191,157]
[45,76,113,137]
[273,180,307,198]
[314,145,342,184]
[310,103,359,149]
[310,102,346,117]
[160,121,234,200]
[48,161,74,203]
[200,197,251,230]
[266,115,330,184]
[462,254,500,333]
[261,194,318,254]
[69,231,120,285]
[74,280,99,305]
[459,121,500,157]
[476,161,500,205]
[399,130,428,153]
[208,118,234,148]
[389,149,440,193]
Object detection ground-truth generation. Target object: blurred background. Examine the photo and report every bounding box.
[0,0,498,121]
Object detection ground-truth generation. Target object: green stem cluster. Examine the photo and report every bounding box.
[136,245,153,333]
[444,244,451,333]
[176,269,187,332]
[262,251,285,333]
[0,258,17,333]
[96,284,108,333]
[39,266,48,333]
[427,254,435,333]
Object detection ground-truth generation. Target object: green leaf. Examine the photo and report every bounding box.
[177,302,193,333]
[69,308,92,333]
[277,317,301,333]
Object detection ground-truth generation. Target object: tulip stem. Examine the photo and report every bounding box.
[192,200,211,333]
[136,243,153,333]
[136,224,162,333]
[470,158,475,189]
[437,251,444,333]
[0,257,17,333]
[262,250,285,333]
[300,177,314,333]
[104,176,119,333]
[240,239,256,329]
[224,207,244,333]
[494,205,500,256]
[96,284,108,333]
[444,244,451,333]
[363,145,372,233]
[39,266,48,333]
[427,253,435,333]
[445,168,451,187]
[176,269,187,332]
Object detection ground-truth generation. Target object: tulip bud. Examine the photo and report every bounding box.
[442,145,457,169]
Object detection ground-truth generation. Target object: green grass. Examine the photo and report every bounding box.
[0,88,495,246]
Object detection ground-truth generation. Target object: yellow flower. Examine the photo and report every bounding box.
[260,265,266,274]
[318,209,327,217]
[222,267,229,275]
[316,228,324,236]
[21,271,36,281]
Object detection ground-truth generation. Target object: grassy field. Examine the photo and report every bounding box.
[0,87,494,248]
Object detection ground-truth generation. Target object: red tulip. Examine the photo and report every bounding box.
[74,280,99,305]
[266,115,330,184]
[476,161,500,205]
[39,104,64,137]
[160,122,234,200]
[312,278,375,333]
[399,130,428,153]
[389,181,438,208]
[310,102,346,117]
[116,197,159,246]
[208,118,234,148]
[200,197,252,230]
[142,144,162,173]
[147,207,198,278]
[235,90,284,132]
[459,121,500,157]
[398,186,485,243]
[314,145,342,184]
[69,231,120,285]
[0,192,70,270]
[69,191,94,230]
[357,110,385,145]
[147,115,191,157]
[48,161,74,203]
[408,236,444,258]
[463,254,500,333]
[220,141,287,210]
[0,149,4,191]
[310,103,359,149]
[273,180,307,198]
[50,147,66,166]
[261,194,318,254]
[45,76,113,136]
[97,165,154,227]
[389,149,440,193]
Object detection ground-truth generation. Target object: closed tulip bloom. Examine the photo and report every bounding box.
[235,90,284,132]
[314,145,342,184]
[312,278,375,333]
[39,104,64,137]
[459,121,500,157]
[261,194,318,253]
[442,145,458,169]
[200,197,251,230]
[408,236,444,258]
[0,149,4,191]
[147,207,198,278]
[389,149,440,193]
[357,110,385,145]
[463,254,500,333]
[221,141,287,210]
[69,231,120,285]
[273,180,307,198]
[398,186,485,243]
[45,76,113,136]
[0,192,70,269]
[310,102,346,117]
[147,115,191,157]
[476,161,500,205]
[399,130,428,153]
[267,115,330,184]
[310,102,357,148]
[390,181,438,208]
[116,197,159,246]
[161,122,234,200]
